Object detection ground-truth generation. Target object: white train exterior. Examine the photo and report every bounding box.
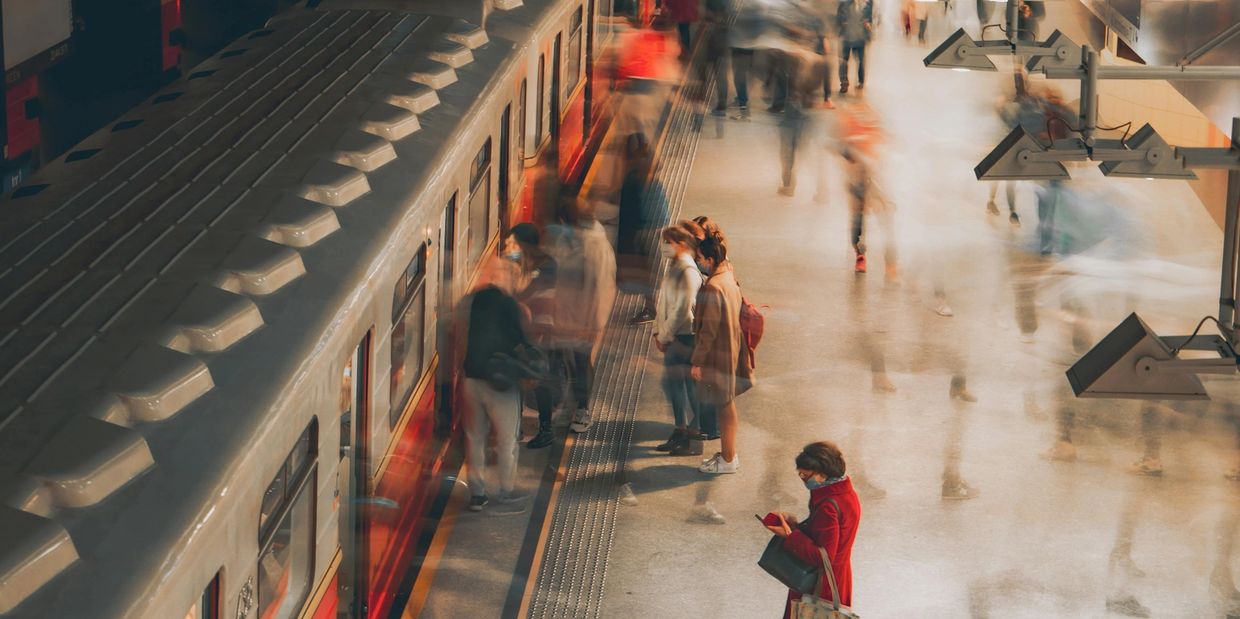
[0,0,619,617]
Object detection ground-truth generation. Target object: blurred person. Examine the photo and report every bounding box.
[616,133,668,324]
[986,78,1027,225]
[1106,486,1153,617]
[653,225,706,456]
[461,275,533,512]
[664,0,699,55]
[703,0,732,118]
[507,224,560,449]
[1016,0,1045,42]
[777,53,812,196]
[914,0,930,44]
[941,379,979,500]
[1029,86,1073,256]
[763,441,860,619]
[841,146,898,276]
[529,142,563,226]
[608,14,682,146]
[694,231,753,474]
[547,198,618,434]
[836,0,873,94]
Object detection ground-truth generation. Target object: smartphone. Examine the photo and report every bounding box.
[754,514,765,525]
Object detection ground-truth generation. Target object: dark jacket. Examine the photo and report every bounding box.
[835,0,873,44]
[463,285,528,380]
[781,477,861,618]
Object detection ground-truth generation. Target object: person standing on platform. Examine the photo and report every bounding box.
[693,230,752,474]
[616,133,668,324]
[763,441,860,619]
[836,0,873,94]
[547,198,617,435]
[653,225,705,456]
[508,224,560,449]
[461,277,531,512]
[664,0,700,57]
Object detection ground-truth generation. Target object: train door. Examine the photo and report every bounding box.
[434,193,459,437]
[585,0,595,137]
[499,104,511,232]
[337,334,372,618]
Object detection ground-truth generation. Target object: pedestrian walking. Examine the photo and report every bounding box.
[461,278,533,512]
[663,0,699,55]
[762,441,861,619]
[508,224,560,449]
[616,133,668,324]
[693,230,753,474]
[836,0,873,94]
[546,198,618,434]
[653,225,705,456]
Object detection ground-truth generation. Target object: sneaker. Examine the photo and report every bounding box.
[1105,595,1151,618]
[711,107,727,117]
[872,375,897,393]
[701,452,721,466]
[941,481,978,500]
[822,99,836,109]
[618,483,639,506]
[840,84,849,94]
[655,429,683,452]
[1129,456,1164,476]
[731,105,750,120]
[855,253,867,273]
[1010,211,1021,227]
[934,301,954,317]
[497,491,530,504]
[688,502,727,524]
[777,185,795,197]
[885,264,901,284]
[468,495,489,512]
[767,105,784,114]
[986,200,1000,215]
[1042,440,1077,462]
[526,426,554,449]
[699,454,739,474]
[1019,332,1037,344]
[630,308,656,325]
[569,408,593,433]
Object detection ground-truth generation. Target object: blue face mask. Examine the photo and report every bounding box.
[803,477,831,490]
[505,250,522,262]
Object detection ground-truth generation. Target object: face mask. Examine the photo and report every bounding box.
[803,477,831,490]
[659,243,677,260]
[505,249,522,262]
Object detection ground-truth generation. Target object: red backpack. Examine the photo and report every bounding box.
[739,295,765,368]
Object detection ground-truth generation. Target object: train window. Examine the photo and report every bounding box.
[565,7,583,103]
[184,572,220,619]
[536,55,545,144]
[467,139,492,265]
[390,242,428,427]
[257,420,317,619]
[517,79,527,174]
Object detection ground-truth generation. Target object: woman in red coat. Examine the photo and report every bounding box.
[764,441,861,618]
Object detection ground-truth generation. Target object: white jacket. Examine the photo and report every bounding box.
[654,253,703,346]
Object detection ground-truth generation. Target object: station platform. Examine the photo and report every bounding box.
[407,22,1240,619]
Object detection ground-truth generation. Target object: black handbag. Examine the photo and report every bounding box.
[757,498,841,594]
[758,535,819,594]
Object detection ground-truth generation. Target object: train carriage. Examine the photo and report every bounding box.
[0,1,626,617]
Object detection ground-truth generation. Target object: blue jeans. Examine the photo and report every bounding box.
[732,48,753,107]
[661,335,700,428]
[1037,180,1062,255]
[839,42,866,88]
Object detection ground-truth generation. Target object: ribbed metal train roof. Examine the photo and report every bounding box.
[0,8,500,615]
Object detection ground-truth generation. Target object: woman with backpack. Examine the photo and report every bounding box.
[764,441,861,618]
[693,229,753,474]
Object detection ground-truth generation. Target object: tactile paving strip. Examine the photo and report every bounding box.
[525,30,718,619]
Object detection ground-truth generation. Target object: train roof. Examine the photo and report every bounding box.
[0,5,539,615]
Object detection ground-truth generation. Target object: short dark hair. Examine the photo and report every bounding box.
[796,441,845,478]
[510,222,539,246]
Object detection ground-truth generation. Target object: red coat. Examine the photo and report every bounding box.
[663,0,700,23]
[781,478,860,618]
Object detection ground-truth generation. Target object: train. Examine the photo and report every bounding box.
[0,0,658,617]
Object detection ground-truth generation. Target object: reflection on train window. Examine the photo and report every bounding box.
[184,571,220,619]
[536,55,545,144]
[467,139,492,266]
[390,242,428,427]
[257,420,317,619]
[565,7,583,103]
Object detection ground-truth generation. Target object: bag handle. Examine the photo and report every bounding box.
[810,497,843,611]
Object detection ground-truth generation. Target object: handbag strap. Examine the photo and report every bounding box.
[810,497,843,611]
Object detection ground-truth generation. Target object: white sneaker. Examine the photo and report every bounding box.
[569,408,593,433]
[934,302,954,317]
[688,502,726,524]
[702,452,721,465]
[699,454,739,474]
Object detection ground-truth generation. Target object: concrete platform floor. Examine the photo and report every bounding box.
[421,25,1240,619]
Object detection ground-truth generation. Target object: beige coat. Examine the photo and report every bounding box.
[547,219,617,351]
[692,261,753,405]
